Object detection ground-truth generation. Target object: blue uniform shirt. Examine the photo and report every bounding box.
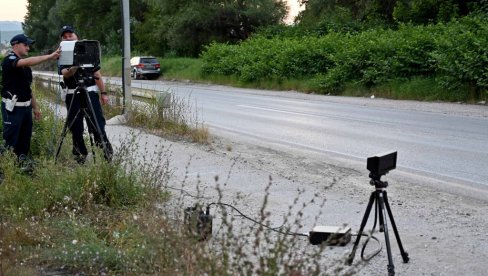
[1,52,33,102]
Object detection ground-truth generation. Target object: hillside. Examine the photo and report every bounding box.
[0,21,22,44]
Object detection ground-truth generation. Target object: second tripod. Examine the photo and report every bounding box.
[346,175,409,276]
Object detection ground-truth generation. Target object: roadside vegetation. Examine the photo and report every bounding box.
[201,14,488,102]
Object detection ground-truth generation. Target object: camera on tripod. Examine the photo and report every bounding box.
[347,150,409,275]
[59,40,100,68]
[367,151,397,180]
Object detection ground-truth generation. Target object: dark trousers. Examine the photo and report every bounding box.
[65,92,112,160]
[1,102,33,157]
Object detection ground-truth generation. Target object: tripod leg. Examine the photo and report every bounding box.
[376,192,385,232]
[83,93,112,162]
[54,110,82,163]
[383,191,410,263]
[346,192,376,265]
[378,191,395,276]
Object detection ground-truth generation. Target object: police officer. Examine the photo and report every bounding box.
[1,34,61,157]
[59,26,113,163]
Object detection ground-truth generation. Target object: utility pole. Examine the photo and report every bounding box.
[121,0,132,118]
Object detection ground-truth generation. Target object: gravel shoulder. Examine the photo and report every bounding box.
[107,95,488,275]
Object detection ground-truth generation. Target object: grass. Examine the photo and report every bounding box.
[0,129,172,274]
[101,56,123,77]
[341,77,476,102]
[0,78,359,275]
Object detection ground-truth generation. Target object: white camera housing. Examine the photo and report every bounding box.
[59,40,100,68]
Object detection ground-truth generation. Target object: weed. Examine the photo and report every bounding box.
[126,90,209,143]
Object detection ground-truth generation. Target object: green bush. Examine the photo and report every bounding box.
[322,25,439,89]
[433,16,488,97]
[201,15,487,99]
[202,36,341,82]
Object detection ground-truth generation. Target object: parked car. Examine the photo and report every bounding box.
[130,56,161,80]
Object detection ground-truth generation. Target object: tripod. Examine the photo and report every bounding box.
[54,68,112,163]
[346,174,409,276]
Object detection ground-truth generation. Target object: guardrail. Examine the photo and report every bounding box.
[32,71,171,107]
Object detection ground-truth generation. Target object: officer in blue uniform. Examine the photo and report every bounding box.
[58,26,113,163]
[1,34,61,157]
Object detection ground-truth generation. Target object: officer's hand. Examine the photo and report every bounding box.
[50,47,61,60]
[100,94,109,105]
[33,107,42,121]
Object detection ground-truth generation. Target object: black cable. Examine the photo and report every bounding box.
[353,232,382,261]
[207,202,308,237]
[357,200,382,261]
[184,193,382,260]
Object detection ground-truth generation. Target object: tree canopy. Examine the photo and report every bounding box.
[23,0,147,54]
[22,0,287,57]
[132,0,287,57]
[296,0,486,27]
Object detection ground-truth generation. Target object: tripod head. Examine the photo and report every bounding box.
[369,173,389,189]
[74,66,100,89]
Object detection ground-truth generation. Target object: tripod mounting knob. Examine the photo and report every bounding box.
[369,178,389,188]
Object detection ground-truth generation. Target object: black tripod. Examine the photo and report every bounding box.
[54,68,112,163]
[346,174,409,276]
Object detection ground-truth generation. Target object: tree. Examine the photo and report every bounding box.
[392,0,483,24]
[133,0,288,57]
[296,0,484,30]
[23,0,149,55]
[23,0,58,50]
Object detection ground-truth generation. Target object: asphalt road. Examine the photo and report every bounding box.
[34,72,488,188]
[125,79,488,188]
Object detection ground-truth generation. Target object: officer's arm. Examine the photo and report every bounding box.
[94,70,106,93]
[31,94,42,120]
[94,70,109,105]
[16,47,61,67]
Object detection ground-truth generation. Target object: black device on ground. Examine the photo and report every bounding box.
[184,204,213,241]
[346,151,409,276]
[54,67,111,163]
[309,225,351,246]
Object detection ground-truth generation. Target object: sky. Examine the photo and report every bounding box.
[0,0,304,23]
[0,0,28,21]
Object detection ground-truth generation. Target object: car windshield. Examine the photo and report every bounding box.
[140,58,158,64]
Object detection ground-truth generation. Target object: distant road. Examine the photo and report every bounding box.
[35,72,488,188]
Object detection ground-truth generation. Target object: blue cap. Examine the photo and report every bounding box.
[60,25,76,37]
[10,34,35,46]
